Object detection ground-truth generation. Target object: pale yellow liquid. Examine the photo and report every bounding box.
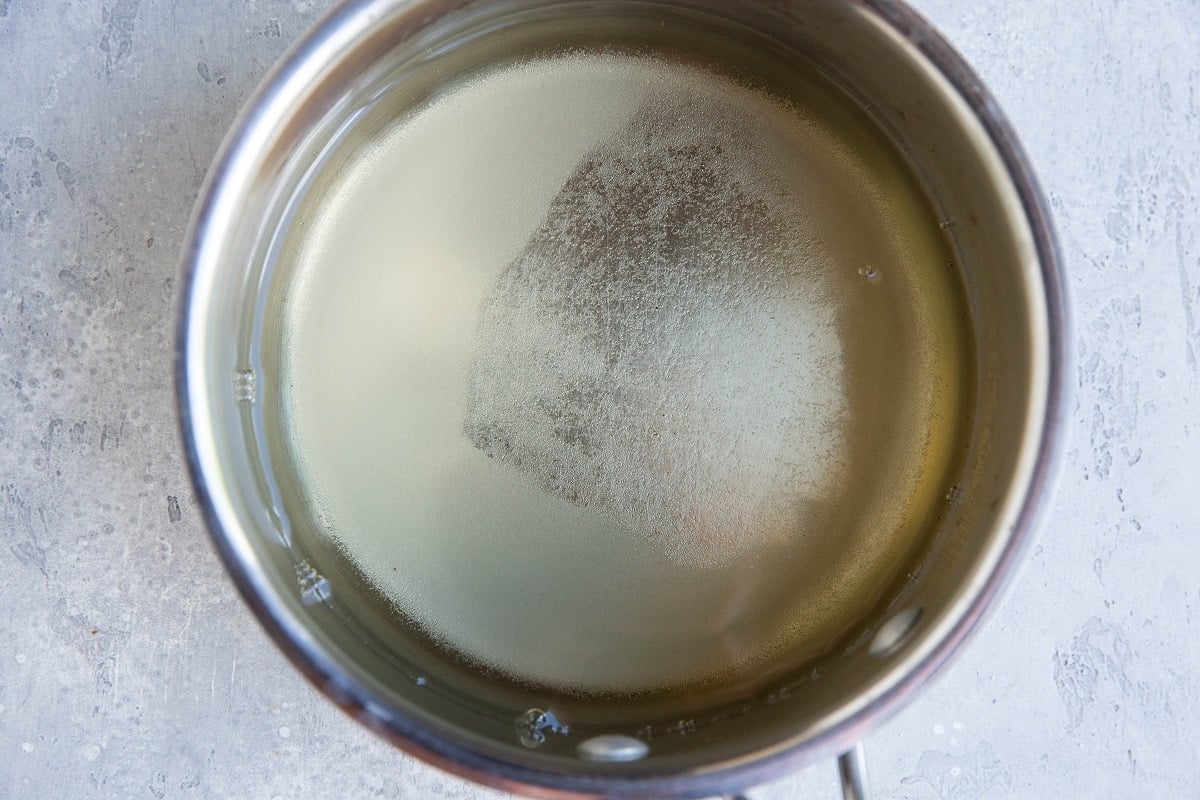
[272,50,969,695]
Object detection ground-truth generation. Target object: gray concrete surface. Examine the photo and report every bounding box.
[1,1,1197,797]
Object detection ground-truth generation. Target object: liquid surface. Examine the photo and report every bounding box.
[274,50,968,694]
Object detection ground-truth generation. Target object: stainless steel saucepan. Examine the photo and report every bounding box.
[176,1,1069,797]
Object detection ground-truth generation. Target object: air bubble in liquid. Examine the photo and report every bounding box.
[515,708,569,749]
[233,368,256,403]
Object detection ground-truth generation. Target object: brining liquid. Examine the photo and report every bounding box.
[269,43,971,696]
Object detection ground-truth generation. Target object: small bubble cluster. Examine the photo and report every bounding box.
[233,368,256,403]
[515,708,569,749]
[294,559,331,605]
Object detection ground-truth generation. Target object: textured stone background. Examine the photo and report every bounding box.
[1,1,1197,798]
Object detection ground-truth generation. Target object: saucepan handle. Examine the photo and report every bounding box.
[722,742,869,800]
[837,742,870,800]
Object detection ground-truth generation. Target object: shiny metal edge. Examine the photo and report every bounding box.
[174,0,1072,797]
